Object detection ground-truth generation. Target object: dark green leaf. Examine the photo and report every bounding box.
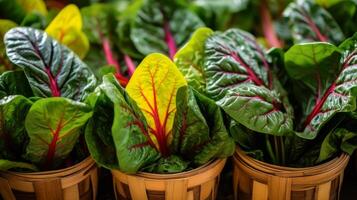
[4,27,96,101]
[0,70,33,98]
[0,159,38,171]
[204,29,293,136]
[85,90,118,169]
[142,155,188,173]
[285,42,357,139]
[283,0,344,44]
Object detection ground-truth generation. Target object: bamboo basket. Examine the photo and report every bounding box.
[233,148,349,200]
[111,159,226,200]
[0,157,98,200]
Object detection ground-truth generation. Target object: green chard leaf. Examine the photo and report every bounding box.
[0,70,33,98]
[100,74,159,173]
[0,96,32,161]
[24,98,93,170]
[130,1,204,58]
[204,29,294,136]
[285,39,357,139]
[4,27,96,101]
[85,89,118,169]
[283,0,344,44]
[174,27,213,94]
[192,90,235,165]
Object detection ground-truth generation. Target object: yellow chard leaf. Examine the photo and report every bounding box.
[45,4,89,58]
[126,53,187,156]
[16,0,48,16]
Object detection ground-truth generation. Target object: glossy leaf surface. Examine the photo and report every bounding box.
[4,27,96,101]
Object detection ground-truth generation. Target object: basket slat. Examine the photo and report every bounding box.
[316,182,331,200]
[165,180,188,200]
[127,176,148,200]
[0,177,16,200]
[252,181,267,200]
[63,184,79,200]
[34,179,63,200]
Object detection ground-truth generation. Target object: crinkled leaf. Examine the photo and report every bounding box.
[131,1,204,58]
[24,98,93,170]
[0,96,32,161]
[171,86,209,158]
[174,27,213,93]
[204,29,293,136]
[317,128,357,163]
[46,4,89,59]
[285,42,357,139]
[0,71,33,98]
[0,159,38,171]
[283,0,344,44]
[126,53,187,156]
[101,74,159,173]
[192,90,235,165]
[4,27,96,101]
[85,89,118,169]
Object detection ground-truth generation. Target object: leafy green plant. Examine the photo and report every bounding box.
[85,53,234,173]
[177,26,357,167]
[0,27,96,171]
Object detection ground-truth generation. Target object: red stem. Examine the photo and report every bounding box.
[303,50,357,126]
[230,52,264,86]
[44,118,63,169]
[45,68,61,97]
[260,0,283,48]
[163,21,177,59]
[301,9,328,42]
[124,54,136,75]
[101,37,129,86]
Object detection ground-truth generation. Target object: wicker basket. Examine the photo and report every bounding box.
[233,148,349,200]
[111,159,226,200]
[0,157,98,200]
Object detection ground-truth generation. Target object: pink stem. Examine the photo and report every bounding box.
[163,21,177,59]
[260,0,283,48]
[102,38,121,72]
[124,54,136,75]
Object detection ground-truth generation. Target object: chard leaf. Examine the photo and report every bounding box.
[317,128,357,163]
[192,90,235,165]
[4,27,96,101]
[283,0,344,44]
[126,53,187,156]
[285,41,357,139]
[101,74,159,173]
[171,86,210,158]
[0,159,38,171]
[204,29,293,136]
[24,98,93,170]
[85,90,118,169]
[45,4,89,59]
[174,27,213,93]
[0,71,33,98]
[0,96,32,161]
[131,1,204,58]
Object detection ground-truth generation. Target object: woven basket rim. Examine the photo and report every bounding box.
[234,147,349,178]
[0,156,94,178]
